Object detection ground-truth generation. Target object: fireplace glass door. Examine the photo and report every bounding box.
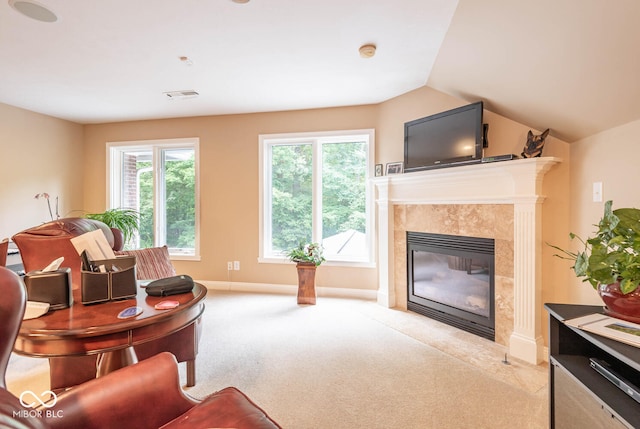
[407,232,495,340]
[412,252,491,318]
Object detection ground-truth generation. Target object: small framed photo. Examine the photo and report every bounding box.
[386,162,403,175]
[375,164,383,177]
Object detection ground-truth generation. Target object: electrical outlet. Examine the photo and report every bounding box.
[233,261,240,271]
[227,261,233,271]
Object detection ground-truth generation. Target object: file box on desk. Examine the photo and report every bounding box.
[81,255,137,304]
[24,267,73,310]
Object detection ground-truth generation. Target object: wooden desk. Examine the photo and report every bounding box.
[15,282,206,378]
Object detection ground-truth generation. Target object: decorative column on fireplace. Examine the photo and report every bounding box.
[372,157,560,365]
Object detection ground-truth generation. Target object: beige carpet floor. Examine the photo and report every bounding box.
[7,290,549,428]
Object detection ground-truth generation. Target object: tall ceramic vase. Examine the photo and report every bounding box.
[296,262,317,305]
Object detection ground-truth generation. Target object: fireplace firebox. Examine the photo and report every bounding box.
[407,231,495,341]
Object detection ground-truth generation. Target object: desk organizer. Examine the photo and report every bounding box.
[81,255,136,304]
[24,267,73,310]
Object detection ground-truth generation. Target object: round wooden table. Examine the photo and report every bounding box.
[15,282,206,378]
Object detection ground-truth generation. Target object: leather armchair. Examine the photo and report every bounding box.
[0,238,8,267]
[12,218,123,290]
[0,267,45,429]
[0,267,281,429]
[0,269,26,390]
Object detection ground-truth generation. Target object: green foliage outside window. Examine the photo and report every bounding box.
[165,154,196,250]
[322,142,367,239]
[269,140,367,256]
[137,154,196,251]
[271,144,312,252]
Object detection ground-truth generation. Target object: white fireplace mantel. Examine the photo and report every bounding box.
[372,157,560,364]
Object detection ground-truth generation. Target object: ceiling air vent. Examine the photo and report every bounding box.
[164,90,199,100]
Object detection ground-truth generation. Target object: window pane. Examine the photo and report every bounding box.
[321,141,367,259]
[260,130,372,264]
[138,164,153,249]
[118,149,152,249]
[163,149,196,255]
[111,141,198,256]
[270,144,312,253]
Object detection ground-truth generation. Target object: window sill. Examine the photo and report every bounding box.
[258,257,375,269]
[170,255,201,262]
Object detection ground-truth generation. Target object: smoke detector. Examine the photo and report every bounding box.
[359,44,376,59]
[163,90,199,100]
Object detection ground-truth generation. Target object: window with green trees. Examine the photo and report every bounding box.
[108,138,199,257]
[260,130,373,263]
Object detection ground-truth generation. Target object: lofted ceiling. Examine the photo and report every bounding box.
[428,0,640,143]
[1,0,639,143]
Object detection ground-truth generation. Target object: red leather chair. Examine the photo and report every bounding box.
[0,267,46,429]
[0,269,26,390]
[12,218,123,290]
[0,238,8,267]
[12,219,201,391]
[0,267,281,429]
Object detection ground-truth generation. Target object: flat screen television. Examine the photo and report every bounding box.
[404,101,484,172]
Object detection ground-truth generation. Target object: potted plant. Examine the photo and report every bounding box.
[549,200,640,321]
[287,242,325,305]
[85,208,140,249]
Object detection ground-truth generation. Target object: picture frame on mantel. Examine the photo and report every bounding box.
[375,164,383,177]
[386,162,403,175]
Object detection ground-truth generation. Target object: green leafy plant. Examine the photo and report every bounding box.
[549,200,640,294]
[86,208,140,244]
[287,242,326,267]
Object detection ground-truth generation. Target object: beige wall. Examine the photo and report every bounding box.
[83,106,380,290]
[0,102,84,240]
[552,118,640,306]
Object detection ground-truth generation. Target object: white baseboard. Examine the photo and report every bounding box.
[197,280,378,301]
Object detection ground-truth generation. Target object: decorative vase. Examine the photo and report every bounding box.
[296,262,317,305]
[598,282,640,323]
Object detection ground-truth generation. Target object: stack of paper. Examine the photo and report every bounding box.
[565,313,640,348]
[70,229,116,261]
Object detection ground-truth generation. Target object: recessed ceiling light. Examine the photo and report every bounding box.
[359,44,376,59]
[231,0,250,3]
[9,0,58,23]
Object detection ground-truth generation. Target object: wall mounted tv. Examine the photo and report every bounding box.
[404,101,484,172]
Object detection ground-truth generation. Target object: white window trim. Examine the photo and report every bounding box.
[106,137,201,261]
[258,129,376,267]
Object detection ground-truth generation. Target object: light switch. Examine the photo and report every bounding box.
[593,182,603,202]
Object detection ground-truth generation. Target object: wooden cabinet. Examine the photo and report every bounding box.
[546,304,640,429]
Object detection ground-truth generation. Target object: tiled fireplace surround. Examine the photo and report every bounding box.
[372,157,559,364]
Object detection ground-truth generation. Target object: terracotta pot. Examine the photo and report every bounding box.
[598,281,640,323]
[296,262,317,305]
